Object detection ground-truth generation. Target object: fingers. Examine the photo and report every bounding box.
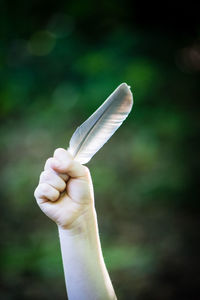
[35,148,89,205]
[34,183,60,203]
[51,148,88,178]
[40,170,66,192]
[35,168,66,204]
[44,158,69,181]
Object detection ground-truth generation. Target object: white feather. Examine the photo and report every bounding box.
[68,83,133,164]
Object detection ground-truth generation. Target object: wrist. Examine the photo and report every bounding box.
[58,204,117,300]
[57,205,97,236]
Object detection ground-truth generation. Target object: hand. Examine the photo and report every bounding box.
[34,148,94,229]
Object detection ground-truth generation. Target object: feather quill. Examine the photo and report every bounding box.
[68,83,133,164]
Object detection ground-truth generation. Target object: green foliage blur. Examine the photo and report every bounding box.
[0,1,200,299]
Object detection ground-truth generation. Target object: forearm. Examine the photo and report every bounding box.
[58,206,117,300]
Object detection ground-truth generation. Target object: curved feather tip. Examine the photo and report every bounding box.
[68,83,133,164]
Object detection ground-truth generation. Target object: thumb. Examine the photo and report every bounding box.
[51,148,89,179]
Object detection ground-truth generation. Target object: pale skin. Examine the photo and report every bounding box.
[34,148,117,300]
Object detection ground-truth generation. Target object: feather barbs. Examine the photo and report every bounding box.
[68,83,133,164]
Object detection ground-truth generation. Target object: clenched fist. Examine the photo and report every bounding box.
[34,148,94,229]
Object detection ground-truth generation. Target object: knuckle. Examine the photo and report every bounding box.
[44,157,53,169]
[40,183,50,194]
[54,148,65,157]
[40,171,46,181]
[45,157,53,165]
[34,186,39,199]
[40,170,52,182]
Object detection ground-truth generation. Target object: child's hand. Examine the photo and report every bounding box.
[34,148,94,229]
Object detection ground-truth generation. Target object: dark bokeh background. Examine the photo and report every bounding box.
[0,1,200,299]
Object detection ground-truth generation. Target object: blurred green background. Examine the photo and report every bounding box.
[0,1,200,299]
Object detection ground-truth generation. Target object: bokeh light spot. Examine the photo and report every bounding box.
[176,44,200,72]
[28,30,56,56]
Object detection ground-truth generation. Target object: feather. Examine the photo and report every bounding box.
[68,83,133,164]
